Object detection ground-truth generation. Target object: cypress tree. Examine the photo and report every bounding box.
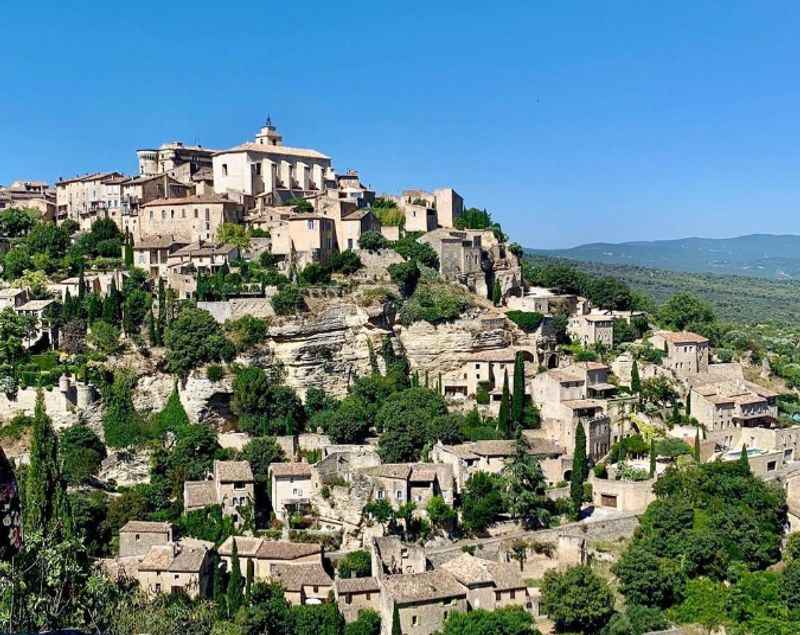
[246,558,254,598]
[157,278,166,342]
[497,370,511,438]
[411,371,419,387]
[124,232,134,268]
[212,554,227,618]
[492,280,502,306]
[424,371,430,388]
[148,309,157,345]
[694,429,701,462]
[739,444,750,474]
[367,339,378,374]
[686,390,692,416]
[103,278,120,323]
[63,289,76,321]
[24,390,70,537]
[569,422,587,521]
[227,539,244,617]
[381,335,395,371]
[392,604,402,635]
[649,438,656,478]
[78,268,86,301]
[437,373,442,394]
[631,359,641,393]
[511,351,525,427]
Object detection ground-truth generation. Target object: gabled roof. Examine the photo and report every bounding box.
[214,460,253,483]
[120,520,172,534]
[270,563,333,590]
[269,462,313,478]
[183,480,217,509]
[217,536,321,560]
[653,330,709,344]
[215,143,330,160]
[362,464,412,480]
[142,193,237,207]
[335,576,380,594]
[381,570,466,603]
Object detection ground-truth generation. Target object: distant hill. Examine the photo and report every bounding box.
[525,254,800,326]
[528,234,800,280]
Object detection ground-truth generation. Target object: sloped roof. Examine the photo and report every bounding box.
[362,464,412,480]
[120,520,172,534]
[381,570,466,603]
[654,330,709,344]
[335,576,380,594]
[271,563,333,590]
[214,460,254,482]
[183,480,217,508]
[216,143,330,160]
[270,462,312,478]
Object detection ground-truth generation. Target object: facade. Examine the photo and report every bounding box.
[213,119,334,201]
[0,288,28,311]
[379,570,468,635]
[433,188,464,228]
[418,229,483,281]
[137,142,217,184]
[132,236,189,279]
[183,460,255,524]
[137,539,213,598]
[218,536,322,581]
[649,331,710,376]
[335,170,376,207]
[439,553,536,613]
[440,347,534,406]
[166,241,239,272]
[336,577,382,622]
[0,180,56,220]
[568,314,614,348]
[360,463,455,510]
[271,562,334,605]
[139,194,243,243]
[269,462,314,522]
[506,287,584,316]
[55,172,126,225]
[690,379,779,445]
[118,521,174,559]
[270,214,336,268]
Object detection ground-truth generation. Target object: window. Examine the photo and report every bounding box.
[234,481,245,490]
[395,490,403,500]
[767,461,777,471]
[205,209,210,220]
[222,164,228,176]
[149,210,154,219]
[155,583,162,593]
[161,210,166,219]
[412,616,417,626]
[377,490,384,499]
[307,220,315,229]
[346,594,352,605]
[194,209,198,218]
[313,586,319,593]
[170,209,174,219]
[510,590,516,599]
[181,209,185,218]
[135,534,140,541]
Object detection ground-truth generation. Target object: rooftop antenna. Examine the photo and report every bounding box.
[266,114,273,128]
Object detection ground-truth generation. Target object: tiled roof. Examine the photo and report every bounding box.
[214,460,254,483]
[335,576,380,594]
[439,554,524,590]
[139,541,209,573]
[17,299,54,311]
[134,235,189,249]
[561,399,606,410]
[271,563,333,590]
[142,194,237,207]
[654,330,709,344]
[255,540,322,560]
[270,462,313,478]
[183,480,217,508]
[362,464,412,480]
[381,570,466,603]
[472,440,517,457]
[120,520,172,534]
[216,143,330,160]
[409,464,453,485]
[218,536,263,557]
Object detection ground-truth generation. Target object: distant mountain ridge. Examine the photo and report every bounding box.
[527,233,800,280]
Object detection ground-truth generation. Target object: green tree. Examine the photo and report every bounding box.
[694,429,701,462]
[289,602,345,635]
[271,284,306,315]
[391,604,401,635]
[492,279,502,306]
[658,292,715,331]
[23,390,71,537]
[153,386,191,435]
[461,471,505,534]
[227,540,244,617]
[504,433,550,528]
[511,351,525,426]
[346,609,381,635]
[426,495,457,534]
[739,444,750,474]
[439,607,540,635]
[325,395,371,444]
[541,565,615,634]
[376,387,447,462]
[363,498,393,531]
[216,223,252,250]
[164,306,235,378]
[497,370,511,438]
[603,605,669,635]
[88,320,121,355]
[60,424,107,485]
[102,371,146,448]
[338,550,372,578]
[569,422,587,520]
[631,358,641,393]
[613,542,687,608]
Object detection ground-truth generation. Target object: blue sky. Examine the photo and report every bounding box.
[3,1,800,248]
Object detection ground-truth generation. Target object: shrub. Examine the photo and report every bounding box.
[329,250,362,274]
[398,280,471,326]
[337,550,371,578]
[392,234,439,269]
[387,260,420,297]
[60,424,106,484]
[207,365,225,382]
[271,285,306,316]
[224,315,269,351]
[506,310,545,333]
[298,263,331,286]
[358,231,388,251]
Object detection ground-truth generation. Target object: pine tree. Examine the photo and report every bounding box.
[392,604,402,635]
[694,429,701,462]
[649,438,656,478]
[227,539,244,617]
[511,351,525,427]
[492,280,502,306]
[24,390,70,537]
[738,444,750,474]
[631,359,641,393]
[569,422,587,521]
[497,370,511,438]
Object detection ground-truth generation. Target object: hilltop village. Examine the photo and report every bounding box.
[1,120,799,635]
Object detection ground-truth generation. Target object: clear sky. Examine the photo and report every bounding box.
[3,1,800,248]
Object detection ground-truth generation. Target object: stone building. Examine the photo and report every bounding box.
[55,172,125,226]
[439,347,534,407]
[269,214,337,268]
[139,194,244,244]
[271,562,334,605]
[418,229,483,281]
[269,462,314,522]
[568,313,614,348]
[218,536,322,581]
[137,539,213,598]
[649,331,710,376]
[335,170,375,208]
[0,180,56,219]
[118,521,174,558]
[506,287,587,316]
[360,463,455,511]
[335,576,382,622]
[371,536,427,577]
[132,235,190,279]
[213,119,334,202]
[137,142,217,184]
[183,460,254,524]
[378,570,468,635]
[439,553,536,614]
[166,241,240,273]
[591,474,656,513]
[0,288,28,311]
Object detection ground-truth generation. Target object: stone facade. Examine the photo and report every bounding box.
[649,331,710,376]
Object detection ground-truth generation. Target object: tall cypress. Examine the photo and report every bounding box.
[738,444,750,474]
[497,370,511,438]
[392,604,402,635]
[227,539,244,617]
[157,278,166,342]
[148,309,158,345]
[211,553,227,617]
[631,359,641,393]
[245,558,254,598]
[649,438,656,478]
[492,280,502,306]
[694,429,701,462]
[367,339,378,374]
[103,278,120,323]
[24,390,70,537]
[511,352,525,427]
[686,391,692,417]
[124,232,134,268]
[569,422,587,521]
[78,268,86,301]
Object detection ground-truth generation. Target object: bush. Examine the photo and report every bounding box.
[387,260,420,297]
[329,250,362,274]
[298,263,331,286]
[392,234,439,269]
[165,307,235,378]
[337,550,371,578]
[541,565,615,633]
[271,285,306,316]
[207,364,225,382]
[506,311,545,333]
[224,315,269,351]
[358,231,388,251]
[398,280,471,326]
[60,425,106,484]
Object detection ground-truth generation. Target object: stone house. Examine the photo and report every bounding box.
[218,536,322,581]
[118,173,192,234]
[335,576,382,622]
[371,536,427,577]
[649,331,710,376]
[506,286,586,316]
[136,142,217,184]
[119,521,174,558]
[439,553,536,614]
[269,214,336,269]
[166,241,240,273]
[531,363,616,417]
[269,462,314,522]
[309,193,381,252]
[212,119,334,201]
[440,347,535,407]
[591,474,656,513]
[55,171,126,225]
[271,562,334,605]
[16,299,56,347]
[137,539,213,598]
[378,569,468,635]
[568,313,614,348]
[360,463,455,511]
[132,235,189,279]
[0,288,28,311]
[335,170,376,208]
[139,194,243,244]
[418,229,483,281]
[183,460,255,524]
[689,378,779,446]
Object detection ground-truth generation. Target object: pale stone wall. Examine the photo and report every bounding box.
[138,569,204,598]
[119,528,171,558]
[591,475,656,513]
[139,200,240,243]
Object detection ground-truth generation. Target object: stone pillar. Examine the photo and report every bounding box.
[76,382,94,409]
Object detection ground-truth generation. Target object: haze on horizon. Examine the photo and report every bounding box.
[3,1,800,248]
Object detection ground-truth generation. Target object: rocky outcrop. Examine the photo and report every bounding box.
[179,371,235,426]
[98,448,152,487]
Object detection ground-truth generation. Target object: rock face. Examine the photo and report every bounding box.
[267,302,392,398]
[179,371,235,426]
[396,313,513,376]
[98,448,152,487]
